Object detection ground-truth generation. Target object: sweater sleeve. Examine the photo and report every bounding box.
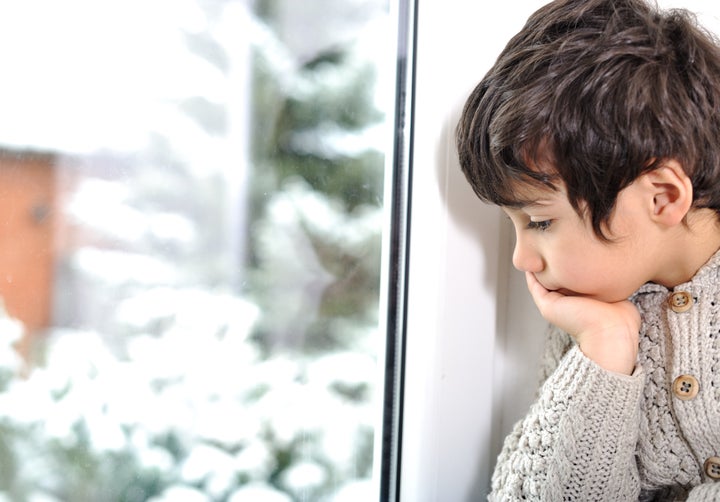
[687,483,720,502]
[489,326,646,501]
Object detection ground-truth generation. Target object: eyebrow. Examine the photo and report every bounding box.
[504,198,554,210]
[525,199,554,208]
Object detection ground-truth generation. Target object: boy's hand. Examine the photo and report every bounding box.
[526,272,641,375]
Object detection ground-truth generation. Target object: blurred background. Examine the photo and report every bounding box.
[0,1,395,501]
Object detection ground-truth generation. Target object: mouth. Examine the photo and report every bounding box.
[532,274,582,297]
[543,284,579,296]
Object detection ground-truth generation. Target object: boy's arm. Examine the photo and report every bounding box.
[687,483,720,501]
[489,326,645,501]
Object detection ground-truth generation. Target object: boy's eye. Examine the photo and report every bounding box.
[527,219,552,231]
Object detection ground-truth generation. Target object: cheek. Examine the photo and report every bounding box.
[556,252,603,284]
[550,244,619,291]
[568,247,643,299]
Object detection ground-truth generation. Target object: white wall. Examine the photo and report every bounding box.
[400,1,720,501]
[400,2,546,500]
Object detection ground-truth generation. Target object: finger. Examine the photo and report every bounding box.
[525,271,543,293]
[525,271,554,303]
[525,271,565,320]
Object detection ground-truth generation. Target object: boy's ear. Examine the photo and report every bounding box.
[641,159,693,226]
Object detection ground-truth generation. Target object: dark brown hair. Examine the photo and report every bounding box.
[456,0,720,237]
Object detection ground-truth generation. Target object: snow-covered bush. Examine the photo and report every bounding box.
[0,282,377,500]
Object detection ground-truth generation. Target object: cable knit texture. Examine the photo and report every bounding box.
[489,252,720,501]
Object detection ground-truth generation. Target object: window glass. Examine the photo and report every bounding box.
[0,1,396,500]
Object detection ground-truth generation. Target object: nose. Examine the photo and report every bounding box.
[512,235,544,273]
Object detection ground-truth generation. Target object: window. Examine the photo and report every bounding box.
[0,1,410,501]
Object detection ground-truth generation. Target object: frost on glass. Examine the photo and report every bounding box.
[0,0,391,501]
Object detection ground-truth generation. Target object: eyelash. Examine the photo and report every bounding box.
[527,220,553,232]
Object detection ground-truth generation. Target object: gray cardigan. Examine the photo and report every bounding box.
[489,252,720,501]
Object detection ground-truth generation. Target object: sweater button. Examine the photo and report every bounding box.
[672,374,699,400]
[704,457,720,480]
[668,291,693,313]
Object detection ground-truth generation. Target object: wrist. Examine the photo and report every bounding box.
[577,328,639,375]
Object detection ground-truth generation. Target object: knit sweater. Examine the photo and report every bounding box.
[489,251,720,501]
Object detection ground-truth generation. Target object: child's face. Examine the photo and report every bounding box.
[503,181,657,303]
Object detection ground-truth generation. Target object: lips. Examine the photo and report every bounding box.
[535,276,559,292]
[532,273,582,297]
[539,280,577,296]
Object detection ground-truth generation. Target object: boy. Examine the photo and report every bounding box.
[456,0,720,500]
